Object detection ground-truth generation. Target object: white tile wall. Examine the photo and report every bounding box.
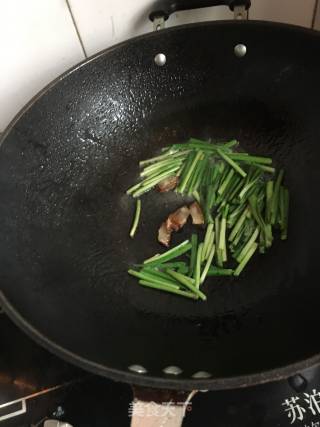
[0,0,318,133]
[0,0,84,132]
[250,0,316,27]
[314,0,320,29]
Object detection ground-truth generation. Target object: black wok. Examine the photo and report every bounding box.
[1,0,320,396]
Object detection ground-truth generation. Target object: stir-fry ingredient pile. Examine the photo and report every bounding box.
[127,138,289,301]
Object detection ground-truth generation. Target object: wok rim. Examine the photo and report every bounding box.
[1,18,320,144]
[2,290,320,390]
[1,19,320,390]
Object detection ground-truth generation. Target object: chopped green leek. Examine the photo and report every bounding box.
[129,199,141,238]
[127,137,289,301]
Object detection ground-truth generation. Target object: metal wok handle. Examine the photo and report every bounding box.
[149,0,251,22]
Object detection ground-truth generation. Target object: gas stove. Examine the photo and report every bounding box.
[1,307,320,427]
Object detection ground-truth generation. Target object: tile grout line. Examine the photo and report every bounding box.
[312,0,320,29]
[65,0,88,58]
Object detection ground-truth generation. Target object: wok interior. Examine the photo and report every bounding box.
[0,21,320,383]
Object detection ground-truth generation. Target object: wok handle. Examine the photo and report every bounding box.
[130,387,197,427]
[149,0,251,21]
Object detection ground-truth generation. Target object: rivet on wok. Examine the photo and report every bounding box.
[129,364,148,374]
[234,44,247,58]
[154,53,166,66]
[163,366,183,375]
[192,371,212,379]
